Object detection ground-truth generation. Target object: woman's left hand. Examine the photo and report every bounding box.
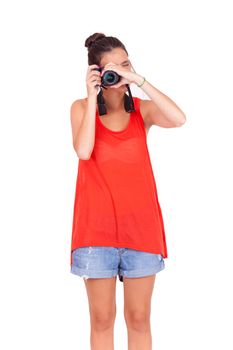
[100,62,140,88]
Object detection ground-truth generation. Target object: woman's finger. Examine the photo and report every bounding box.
[88,64,99,71]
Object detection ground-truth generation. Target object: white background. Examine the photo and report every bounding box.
[0,0,232,349]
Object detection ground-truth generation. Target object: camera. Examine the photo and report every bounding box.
[93,67,122,87]
[93,65,135,115]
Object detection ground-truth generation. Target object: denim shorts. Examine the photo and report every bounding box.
[70,246,165,282]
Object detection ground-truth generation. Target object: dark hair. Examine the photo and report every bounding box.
[84,32,128,66]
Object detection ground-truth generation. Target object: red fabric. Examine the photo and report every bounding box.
[70,96,168,266]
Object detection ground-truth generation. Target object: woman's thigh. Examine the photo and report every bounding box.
[123,275,156,321]
[84,277,117,324]
[121,249,161,318]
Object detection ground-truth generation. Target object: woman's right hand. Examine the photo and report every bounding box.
[86,64,102,97]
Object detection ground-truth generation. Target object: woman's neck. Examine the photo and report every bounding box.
[102,90,126,113]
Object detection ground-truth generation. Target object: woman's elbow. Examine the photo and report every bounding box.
[176,114,187,127]
[73,144,92,160]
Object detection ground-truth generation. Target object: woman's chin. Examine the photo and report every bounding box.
[115,85,128,91]
[105,85,128,92]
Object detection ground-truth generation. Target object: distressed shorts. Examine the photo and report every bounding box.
[70,246,165,282]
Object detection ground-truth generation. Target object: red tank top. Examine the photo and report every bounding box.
[70,96,168,266]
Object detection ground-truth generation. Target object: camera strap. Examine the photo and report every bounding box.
[97,84,135,116]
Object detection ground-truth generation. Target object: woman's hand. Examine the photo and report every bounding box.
[86,64,102,96]
[100,62,141,89]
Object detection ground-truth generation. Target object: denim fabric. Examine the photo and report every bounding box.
[71,246,165,282]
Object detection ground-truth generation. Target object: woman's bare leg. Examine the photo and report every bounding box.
[84,276,117,350]
[123,274,156,350]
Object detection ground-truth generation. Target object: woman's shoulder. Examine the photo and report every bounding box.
[71,97,87,108]
[71,96,142,110]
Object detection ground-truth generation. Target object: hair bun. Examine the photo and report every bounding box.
[85,32,106,50]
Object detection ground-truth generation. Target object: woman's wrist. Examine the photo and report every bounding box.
[133,73,147,87]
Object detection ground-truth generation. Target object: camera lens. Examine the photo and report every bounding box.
[102,70,120,86]
[105,72,115,83]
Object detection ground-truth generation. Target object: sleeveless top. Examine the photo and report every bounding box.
[70,96,168,266]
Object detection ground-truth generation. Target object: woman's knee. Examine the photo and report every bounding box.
[90,309,116,331]
[124,310,150,332]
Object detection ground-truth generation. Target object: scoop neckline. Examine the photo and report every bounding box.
[96,97,136,134]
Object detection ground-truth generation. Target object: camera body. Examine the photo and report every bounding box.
[94,67,122,87]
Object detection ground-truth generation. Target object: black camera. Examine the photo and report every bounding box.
[94,67,122,87]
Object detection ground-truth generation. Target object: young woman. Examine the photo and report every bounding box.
[70,32,186,350]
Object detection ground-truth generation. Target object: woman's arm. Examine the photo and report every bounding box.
[134,75,186,128]
[70,95,96,160]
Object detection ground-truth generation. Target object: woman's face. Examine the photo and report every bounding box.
[99,48,132,92]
